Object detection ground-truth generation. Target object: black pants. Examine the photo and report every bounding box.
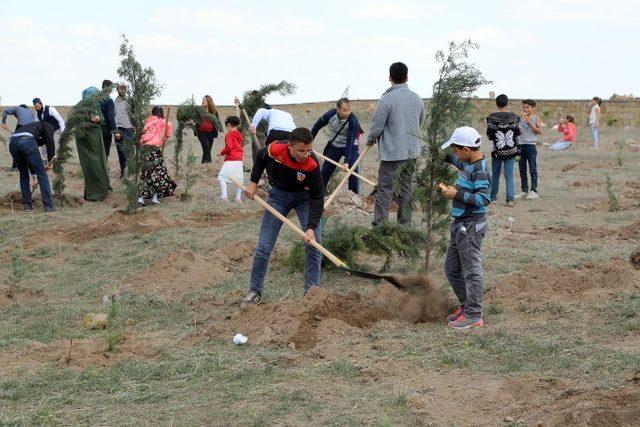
[197,130,216,163]
[265,129,291,145]
[101,125,113,158]
[116,127,132,176]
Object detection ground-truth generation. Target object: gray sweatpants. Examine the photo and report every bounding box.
[444,216,488,320]
[373,159,415,226]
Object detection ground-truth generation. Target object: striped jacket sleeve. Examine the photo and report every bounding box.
[454,168,492,207]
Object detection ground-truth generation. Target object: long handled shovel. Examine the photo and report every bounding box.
[229,177,404,289]
[324,145,372,209]
[313,150,376,187]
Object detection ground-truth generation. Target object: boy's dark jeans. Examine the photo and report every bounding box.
[444,216,487,320]
[518,144,538,193]
[9,135,54,210]
[321,143,359,194]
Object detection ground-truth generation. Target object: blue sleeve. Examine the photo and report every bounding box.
[2,107,16,124]
[454,169,492,207]
[106,100,117,132]
[444,153,464,170]
[311,109,333,138]
[344,113,360,164]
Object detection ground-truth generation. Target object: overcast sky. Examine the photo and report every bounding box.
[1,0,637,106]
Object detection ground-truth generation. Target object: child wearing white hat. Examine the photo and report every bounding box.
[439,126,492,330]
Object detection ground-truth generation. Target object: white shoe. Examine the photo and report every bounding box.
[519,192,528,199]
[526,191,539,199]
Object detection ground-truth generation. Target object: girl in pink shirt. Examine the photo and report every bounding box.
[138,106,177,206]
[550,115,576,151]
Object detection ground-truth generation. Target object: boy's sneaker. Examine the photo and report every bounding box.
[240,291,261,306]
[447,307,463,322]
[448,315,483,330]
[506,201,515,207]
[519,192,528,199]
[526,191,539,199]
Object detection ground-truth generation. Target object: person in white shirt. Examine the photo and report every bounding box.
[588,96,601,148]
[33,98,65,160]
[249,105,296,147]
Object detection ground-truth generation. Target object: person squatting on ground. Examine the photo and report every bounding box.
[241,128,324,305]
[9,120,56,212]
[2,104,35,170]
[311,97,362,194]
[196,95,223,164]
[137,106,176,207]
[589,96,601,148]
[439,126,492,330]
[114,84,134,178]
[218,115,244,203]
[551,115,576,151]
[250,105,296,147]
[518,99,541,200]
[98,80,122,165]
[367,61,425,226]
[486,94,520,207]
[32,98,65,160]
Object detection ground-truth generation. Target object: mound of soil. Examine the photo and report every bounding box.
[520,386,640,426]
[0,190,84,210]
[0,285,44,308]
[121,240,266,298]
[26,211,193,248]
[488,260,640,304]
[619,221,640,241]
[0,333,164,378]
[208,278,450,352]
[325,187,371,215]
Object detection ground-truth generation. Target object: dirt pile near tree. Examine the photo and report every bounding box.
[0,285,43,308]
[121,240,270,298]
[488,259,640,304]
[208,279,450,352]
[520,385,640,426]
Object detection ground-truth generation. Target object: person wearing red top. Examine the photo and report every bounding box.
[218,116,245,202]
[551,115,576,151]
[196,95,223,163]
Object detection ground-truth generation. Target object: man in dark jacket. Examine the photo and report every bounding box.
[9,121,56,211]
[241,127,324,305]
[33,97,65,158]
[311,98,362,194]
[98,80,121,161]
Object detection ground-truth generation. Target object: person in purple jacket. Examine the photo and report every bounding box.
[311,98,362,194]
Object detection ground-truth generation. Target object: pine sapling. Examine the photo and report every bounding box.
[412,40,490,271]
[117,34,163,214]
[180,150,198,201]
[616,139,626,167]
[605,171,620,212]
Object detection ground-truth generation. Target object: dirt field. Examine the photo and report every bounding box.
[1,120,639,425]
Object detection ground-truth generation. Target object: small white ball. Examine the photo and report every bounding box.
[233,333,248,345]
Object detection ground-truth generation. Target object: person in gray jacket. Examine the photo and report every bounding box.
[367,62,425,226]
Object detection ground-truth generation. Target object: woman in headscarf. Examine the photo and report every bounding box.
[138,106,176,206]
[75,86,111,201]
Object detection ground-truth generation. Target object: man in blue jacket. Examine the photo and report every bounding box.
[99,80,121,161]
[311,98,361,194]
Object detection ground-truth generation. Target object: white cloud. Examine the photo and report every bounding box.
[351,0,440,20]
[441,27,536,49]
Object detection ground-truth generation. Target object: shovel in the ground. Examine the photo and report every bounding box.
[229,177,406,290]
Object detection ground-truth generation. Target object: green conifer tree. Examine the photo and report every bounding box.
[116,35,163,213]
[413,40,490,271]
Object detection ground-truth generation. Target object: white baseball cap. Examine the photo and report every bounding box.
[440,126,482,150]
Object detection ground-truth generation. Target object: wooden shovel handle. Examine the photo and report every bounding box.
[237,101,263,154]
[229,177,347,268]
[324,145,372,209]
[313,150,376,187]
